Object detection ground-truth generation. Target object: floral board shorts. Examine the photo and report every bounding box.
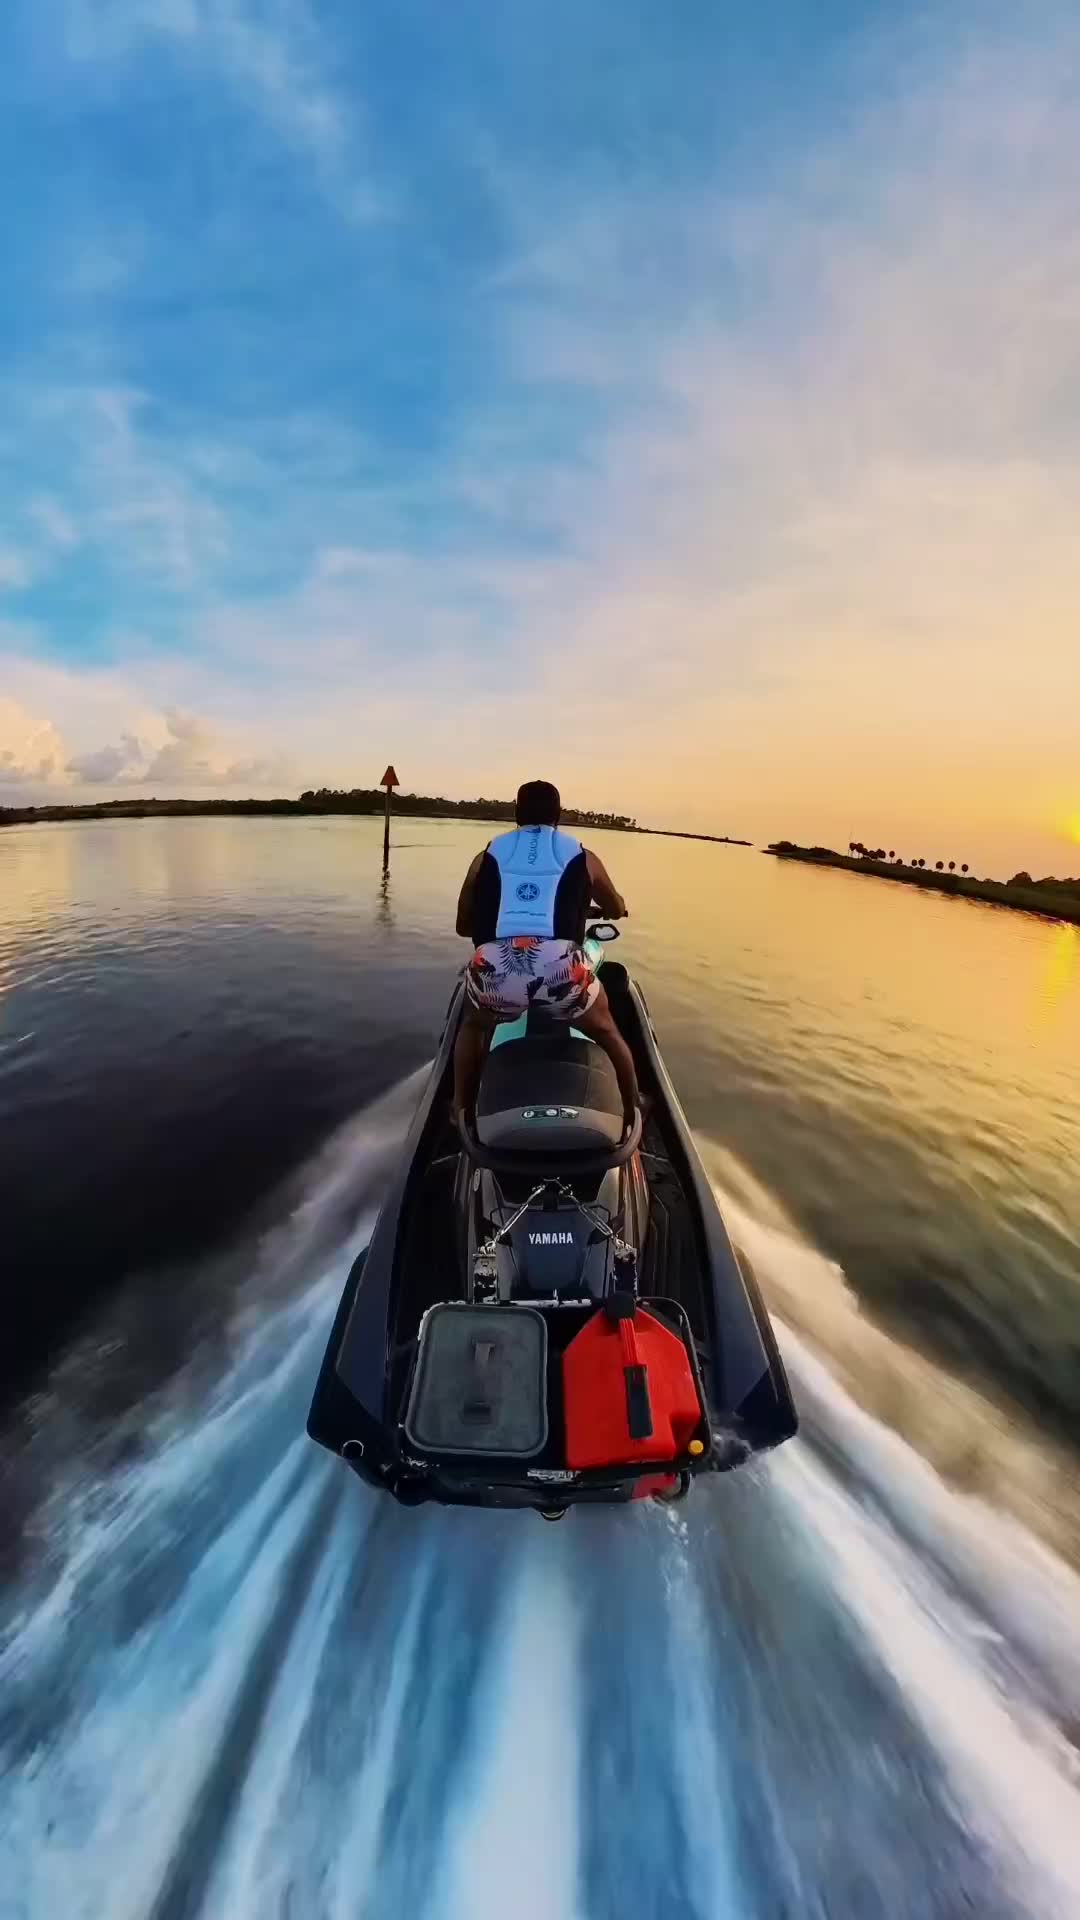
[465,938,601,1021]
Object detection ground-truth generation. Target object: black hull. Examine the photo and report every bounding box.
[307,965,797,1512]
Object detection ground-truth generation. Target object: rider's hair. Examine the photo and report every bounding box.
[515,780,561,826]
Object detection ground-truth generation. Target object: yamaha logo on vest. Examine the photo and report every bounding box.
[528,1230,575,1246]
[515,880,540,901]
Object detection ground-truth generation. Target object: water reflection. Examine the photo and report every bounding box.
[377,864,395,931]
[0,822,77,937]
[1037,924,1079,1022]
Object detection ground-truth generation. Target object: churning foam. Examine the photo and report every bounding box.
[2,1092,1080,1919]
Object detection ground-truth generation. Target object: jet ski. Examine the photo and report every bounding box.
[307,927,797,1515]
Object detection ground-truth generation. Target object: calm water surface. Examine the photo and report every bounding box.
[1,816,1078,1919]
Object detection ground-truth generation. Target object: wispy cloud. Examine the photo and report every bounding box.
[0,549,35,592]
[7,8,1080,869]
[423,28,1080,854]
[29,497,81,553]
[62,0,383,222]
[27,386,229,593]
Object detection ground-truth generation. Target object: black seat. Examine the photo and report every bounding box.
[476,1029,623,1153]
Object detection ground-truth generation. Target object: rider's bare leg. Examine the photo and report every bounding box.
[576,985,640,1126]
[452,1004,499,1124]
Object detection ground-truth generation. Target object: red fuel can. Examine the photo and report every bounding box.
[562,1305,703,1470]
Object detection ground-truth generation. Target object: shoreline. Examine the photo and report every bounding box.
[0,797,750,844]
[766,842,1080,928]
[637,827,751,846]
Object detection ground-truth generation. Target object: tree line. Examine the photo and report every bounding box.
[761,838,1080,898]
[846,842,1080,893]
[297,788,638,830]
[848,842,970,874]
[1,791,639,832]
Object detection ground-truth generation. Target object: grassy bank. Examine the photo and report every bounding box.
[766,842,1080,927]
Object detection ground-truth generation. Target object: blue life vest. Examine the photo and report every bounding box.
[487,827,585,938]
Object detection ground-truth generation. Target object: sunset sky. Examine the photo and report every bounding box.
[2,1,1080,874]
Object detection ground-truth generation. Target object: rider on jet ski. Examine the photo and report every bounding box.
[452,780,641,1132]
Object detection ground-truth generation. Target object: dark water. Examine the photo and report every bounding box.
[1,816,1079,1917]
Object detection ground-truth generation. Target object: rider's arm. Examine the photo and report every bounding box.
[456,851,485,937]
[586,850,628,919]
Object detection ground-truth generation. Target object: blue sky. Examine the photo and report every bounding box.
[2,0,1080,868]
